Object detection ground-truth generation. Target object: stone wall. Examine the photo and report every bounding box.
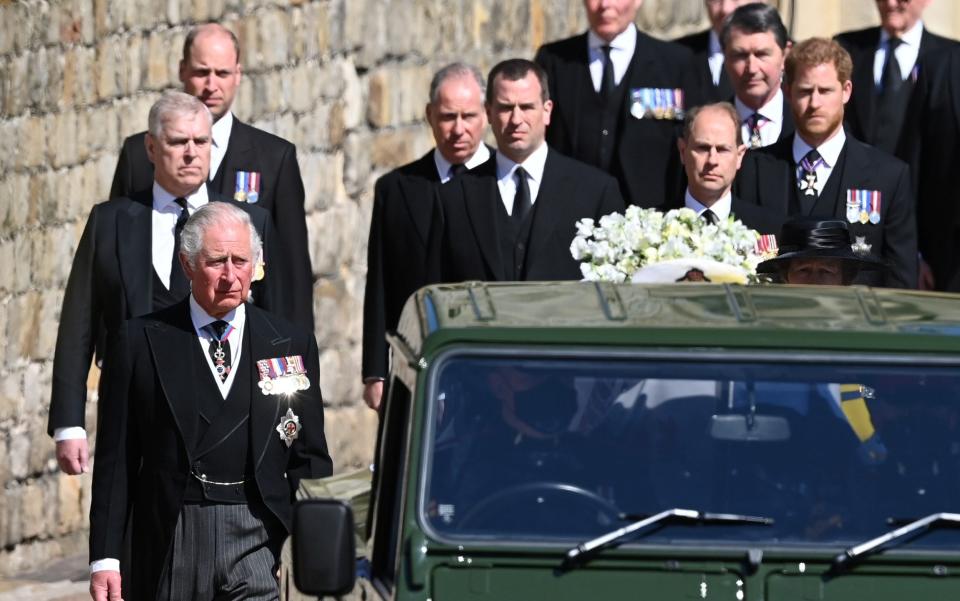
[0,0,949,577]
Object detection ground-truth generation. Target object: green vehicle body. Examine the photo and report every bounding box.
[293,281,960,600]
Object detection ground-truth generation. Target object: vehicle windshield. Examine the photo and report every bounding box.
[422,351,960,549]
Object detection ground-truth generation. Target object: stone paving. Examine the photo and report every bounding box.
[0,552,88,601]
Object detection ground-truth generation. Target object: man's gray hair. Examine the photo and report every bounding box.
[180,202,263,270]
[429,62,485,105]
[147,91,213,139]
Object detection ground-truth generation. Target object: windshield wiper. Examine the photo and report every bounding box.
[559,508,774,571]
[828,512,960,575]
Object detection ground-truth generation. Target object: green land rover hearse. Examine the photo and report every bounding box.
[291,281,960,600]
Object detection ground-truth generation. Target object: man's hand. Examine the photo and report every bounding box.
[90,569,122,601]
[363,380,384,411]
[919,257,936,290]
[57,438,90,475]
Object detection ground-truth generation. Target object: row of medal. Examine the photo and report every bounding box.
[846,189,881,225]
[629,87,685,121]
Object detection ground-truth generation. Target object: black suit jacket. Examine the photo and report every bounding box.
[734,134,917,288]
[110,118,314,330]
[89,300,331,600]
[836,25,956,150]
[664,192,783,235]
[48,191,287,434]
[898,45,960,290]
[362,150,442,380]
[436,149,625,282]
[536,27,696,208]
[674,29,733,104]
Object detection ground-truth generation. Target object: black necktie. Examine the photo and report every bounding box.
[449,163,466,179]
[169,197,190,295]
[880,37,903,96]
[512,167,531,224]
[701,209,718,225]
[205,320,232,383]
[600,45,615,102]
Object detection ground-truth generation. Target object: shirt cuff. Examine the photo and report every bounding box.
[54,427,87,442]
[90,558,120,573]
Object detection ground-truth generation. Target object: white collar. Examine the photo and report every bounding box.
[708,29,722,56]
[189,294,246,334]
[587,23,637,54]
[880,20,924,48]
[152,181,209,211]
[211,111,234,149]
[495,143,549,183]
[793,127,847,167]
[685,189,733,220]
[433,143,491,180]
[734,88,784,124]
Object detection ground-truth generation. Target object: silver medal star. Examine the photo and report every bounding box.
[851,236,872,256]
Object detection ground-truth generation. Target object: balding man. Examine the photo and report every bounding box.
[362,63,491,411]
[49,92,287,475]
[836,0,955,154]
[110,23,314,330]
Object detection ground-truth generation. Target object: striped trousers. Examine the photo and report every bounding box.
[155,502,283,601]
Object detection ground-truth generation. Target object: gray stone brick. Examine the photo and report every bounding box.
[301,151,344,214]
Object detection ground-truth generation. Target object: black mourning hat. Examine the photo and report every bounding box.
[757,218,886,274]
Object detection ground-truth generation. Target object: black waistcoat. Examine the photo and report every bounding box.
[789,145,849,217]
[151,270,185,312]
[495,197,537,281]
[183,326,255,504]
[577,66,631,172]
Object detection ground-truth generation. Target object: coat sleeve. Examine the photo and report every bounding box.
[361,178,389,380]
[881,163,919,289]
[48,205,102,434]
[269,143,314,332]
[89,320,138,562]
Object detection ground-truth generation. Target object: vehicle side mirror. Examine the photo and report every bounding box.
[710,414,791,442]
[292,499,356,596]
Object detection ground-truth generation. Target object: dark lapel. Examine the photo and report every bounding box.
[760,139,795,216]
[949,51,960,134]
[215,119,257,197]
[398,151,441,246]
[460,161,506,280]
[145,300,200,455]
[851,28,880,137]
[245,305,294,471]
[566,33,591,149]
[778,106,795,142]
[623,27,661,98]
[116,189,155,318]
[526,150,572,271]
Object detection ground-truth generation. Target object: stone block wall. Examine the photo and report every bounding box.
[0,0,924,577]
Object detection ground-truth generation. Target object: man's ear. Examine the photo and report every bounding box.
[145,133,157,165]
[677,138,687,165]
[179,252,194,281]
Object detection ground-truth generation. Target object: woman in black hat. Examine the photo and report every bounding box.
[758,218,886,285]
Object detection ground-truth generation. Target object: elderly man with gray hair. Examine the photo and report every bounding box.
[89,201,331,601]
[49,90,288,476]
[362,62,492,411]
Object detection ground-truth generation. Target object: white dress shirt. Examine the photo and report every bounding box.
[873,21,924,86]
[685,188,733,221]
[587,25,637,92]
[792,128,847,197]
[210,111,234,181]
[707,29,725,86]
[735,89,785,148]
[189,294,246,398]
[495,143,549,216]
[151,182,209,289]
[433,143,491,183]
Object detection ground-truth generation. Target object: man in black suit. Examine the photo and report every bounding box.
[49,92,288,475]
[734,38,917,289]
[437,59,625,283]
[361,63,491,411]
[898,46,960,291]
[836,0,955,154]
[109,23,314,330]
[722,2,794,150]
[89,202,331,601]
[673,102,781,234]
[674,0,761,104]
[535,0,695,208]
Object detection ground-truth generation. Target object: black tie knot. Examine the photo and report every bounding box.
[449,163,467,179]
[206,320,229,340]
[804,149,822,164]
[701,209,718,225]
